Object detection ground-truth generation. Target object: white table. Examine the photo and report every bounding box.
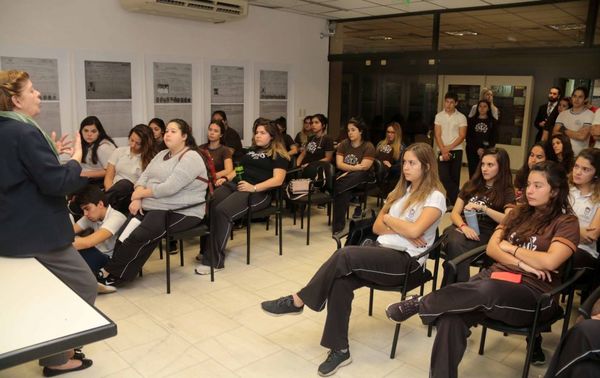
[0,256,117,369]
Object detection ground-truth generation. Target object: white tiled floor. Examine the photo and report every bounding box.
[1,174,578,377]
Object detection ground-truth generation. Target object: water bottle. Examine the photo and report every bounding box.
[235,165,244,182]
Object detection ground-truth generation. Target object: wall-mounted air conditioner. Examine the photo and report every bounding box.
[120,0,248,23]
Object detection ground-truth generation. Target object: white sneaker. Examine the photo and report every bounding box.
[194,265,223,275]
[97,282,117,294]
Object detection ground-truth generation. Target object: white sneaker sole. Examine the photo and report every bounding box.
[97,282,117,294]
[318,357,352,376]
[194,266,223,275]
[261,307,304,317]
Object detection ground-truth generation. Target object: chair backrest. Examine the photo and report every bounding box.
[372,158,386,184]
[301,161,335,193]
[579,285,600,319]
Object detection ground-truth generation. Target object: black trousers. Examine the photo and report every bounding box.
[296,245,426,350]
[441,225,493,284]
[544,319,600,378]
[201,182,271,269]
[438,150,463,205]
[332,171,370,233]
[418,271,561,378]
[105,210,202,281]
[104,179,134,215]
[465,146,481,179]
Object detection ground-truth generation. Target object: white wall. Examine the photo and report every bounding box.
[0,0,329,144]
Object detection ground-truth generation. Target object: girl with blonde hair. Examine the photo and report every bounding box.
[261,143,446,376]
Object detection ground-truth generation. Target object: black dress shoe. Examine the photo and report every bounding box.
[42,358,93,377]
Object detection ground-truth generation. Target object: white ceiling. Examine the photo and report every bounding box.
[247,0,542,20]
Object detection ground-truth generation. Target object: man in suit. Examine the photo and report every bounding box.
[533,86,561,142]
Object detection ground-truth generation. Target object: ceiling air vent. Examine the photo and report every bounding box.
[120,0,248,23]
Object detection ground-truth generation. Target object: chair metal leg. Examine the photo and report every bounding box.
[159,241,164,260]
[390,324,401,359]
[427,325,433,337]
[306,203,311,245]
[478,326,487,355]
[327,203,331,225]
[522,331,537,378]
[368,288,374,316]
[300,205,305,229]
[166,242,171,294]
[179,240,184,267]
[266,216,270,231]
[278,211,283,256]
[246,216,251,265]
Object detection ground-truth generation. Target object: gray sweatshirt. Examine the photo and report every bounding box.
[136,149,207,219]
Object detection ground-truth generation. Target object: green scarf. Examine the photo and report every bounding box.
[0,111,59,158]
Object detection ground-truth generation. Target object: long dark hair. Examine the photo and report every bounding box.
[551,133,575,172]
[80,116,116,164]
[514,142,550,192]
[129,124,156,170]
[460,148,513,209]
[502,161,572,243]
[470,100,493,120]
[346,116,368,142]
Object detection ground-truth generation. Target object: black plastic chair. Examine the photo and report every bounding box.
[352,159,386,210]
[161,197,213,294]
[288,162,336,245]
[446,247,586,378]
[333,229,446,358]
[578,284,600,319]
[245,186,284,264]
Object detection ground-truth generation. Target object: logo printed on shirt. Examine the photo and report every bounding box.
[344,154,359,165]
[509,232,538,251]
[247,151,267,160]
[379,144,392,154]
[474,121,488,133]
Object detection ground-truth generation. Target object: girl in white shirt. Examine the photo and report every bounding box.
[104,124,156,214]
[569,148,600,275]
[260,143,446,377]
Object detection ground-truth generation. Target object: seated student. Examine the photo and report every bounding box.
[551,133,575,174]
[569,149,600,287]
[376,121,403,195]
[386,161,580,377]
[104,124,156,214]
[212,110,244,162]
[295,115,313,151]
[443,148,515,283]
[514,142,549,201]
[199,119,234,186]
[466,100,498,178]
[72,185,127,293]
[261,143,446,377]
[194,118,290,274]
[295,113,334,167]
[97,119,208,286]
[544,298,600,378]
[148,117,167,152]
[79,116,117,184]
[274,116,299,156]
[332,117,376,235]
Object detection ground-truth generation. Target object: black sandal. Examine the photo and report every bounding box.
[42,358,93,377]
[73,348,85,360]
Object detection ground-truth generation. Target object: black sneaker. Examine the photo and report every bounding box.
[261,295,304,316]
[352,206,362,219]
[530,335,546,365]
[96,271,118,287]
[385,295,420,323]
[318,349,352,376]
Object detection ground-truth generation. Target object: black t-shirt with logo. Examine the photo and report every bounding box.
[304,134,334,164]
[336,139,376,166]
[239,148,289,185]
[375,142,395,164]
[466,116,497,150]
